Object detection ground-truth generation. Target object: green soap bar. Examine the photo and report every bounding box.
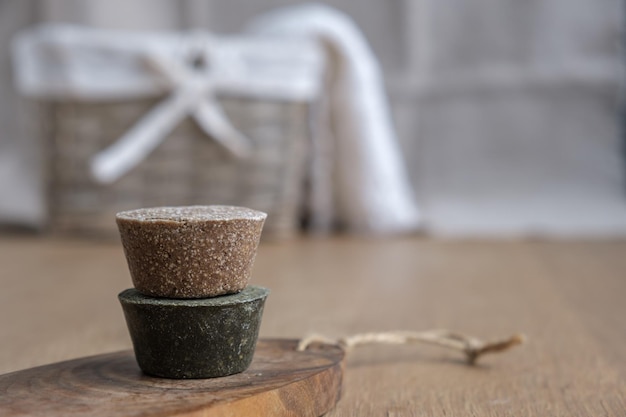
[119,286,269,379]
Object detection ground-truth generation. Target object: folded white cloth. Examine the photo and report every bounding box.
[249,4,421,234]
[11,4,420,234]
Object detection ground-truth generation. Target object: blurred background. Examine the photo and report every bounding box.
[0,0,625,239]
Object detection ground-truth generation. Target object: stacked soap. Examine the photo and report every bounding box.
[116,206,269,379]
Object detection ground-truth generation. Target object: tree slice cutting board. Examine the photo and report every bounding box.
[0,339,344,417]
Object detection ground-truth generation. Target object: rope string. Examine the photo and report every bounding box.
[297,330,525,365]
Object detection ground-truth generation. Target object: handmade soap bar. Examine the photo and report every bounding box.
[119,286,270,379]
[116,206,266,298]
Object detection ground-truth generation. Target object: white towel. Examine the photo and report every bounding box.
[249,4,421,234]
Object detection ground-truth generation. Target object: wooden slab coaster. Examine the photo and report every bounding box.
[0,339,344,417]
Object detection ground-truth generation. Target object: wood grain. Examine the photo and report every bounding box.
[0,339,343,417]
[0,236,625,415]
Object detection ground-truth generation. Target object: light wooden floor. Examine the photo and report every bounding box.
[1,236,625,416]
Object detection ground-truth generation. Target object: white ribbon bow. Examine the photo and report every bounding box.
[13,25,323,184]
[90,46,252,184]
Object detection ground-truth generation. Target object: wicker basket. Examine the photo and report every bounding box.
[44,96,309,240]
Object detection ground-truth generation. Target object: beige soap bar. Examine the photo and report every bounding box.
[116,206,266,299]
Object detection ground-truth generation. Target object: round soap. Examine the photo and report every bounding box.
[119,286,270,379]
[116,206,267,299]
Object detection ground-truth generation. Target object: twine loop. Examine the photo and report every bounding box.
[298,330,525,365]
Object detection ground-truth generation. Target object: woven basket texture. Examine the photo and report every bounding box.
[45,96,309,240]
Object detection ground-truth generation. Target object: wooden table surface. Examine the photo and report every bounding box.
[1,235,625,416]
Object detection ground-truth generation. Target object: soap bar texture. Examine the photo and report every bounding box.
[119,286,270,378]
[116,206,266,299]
